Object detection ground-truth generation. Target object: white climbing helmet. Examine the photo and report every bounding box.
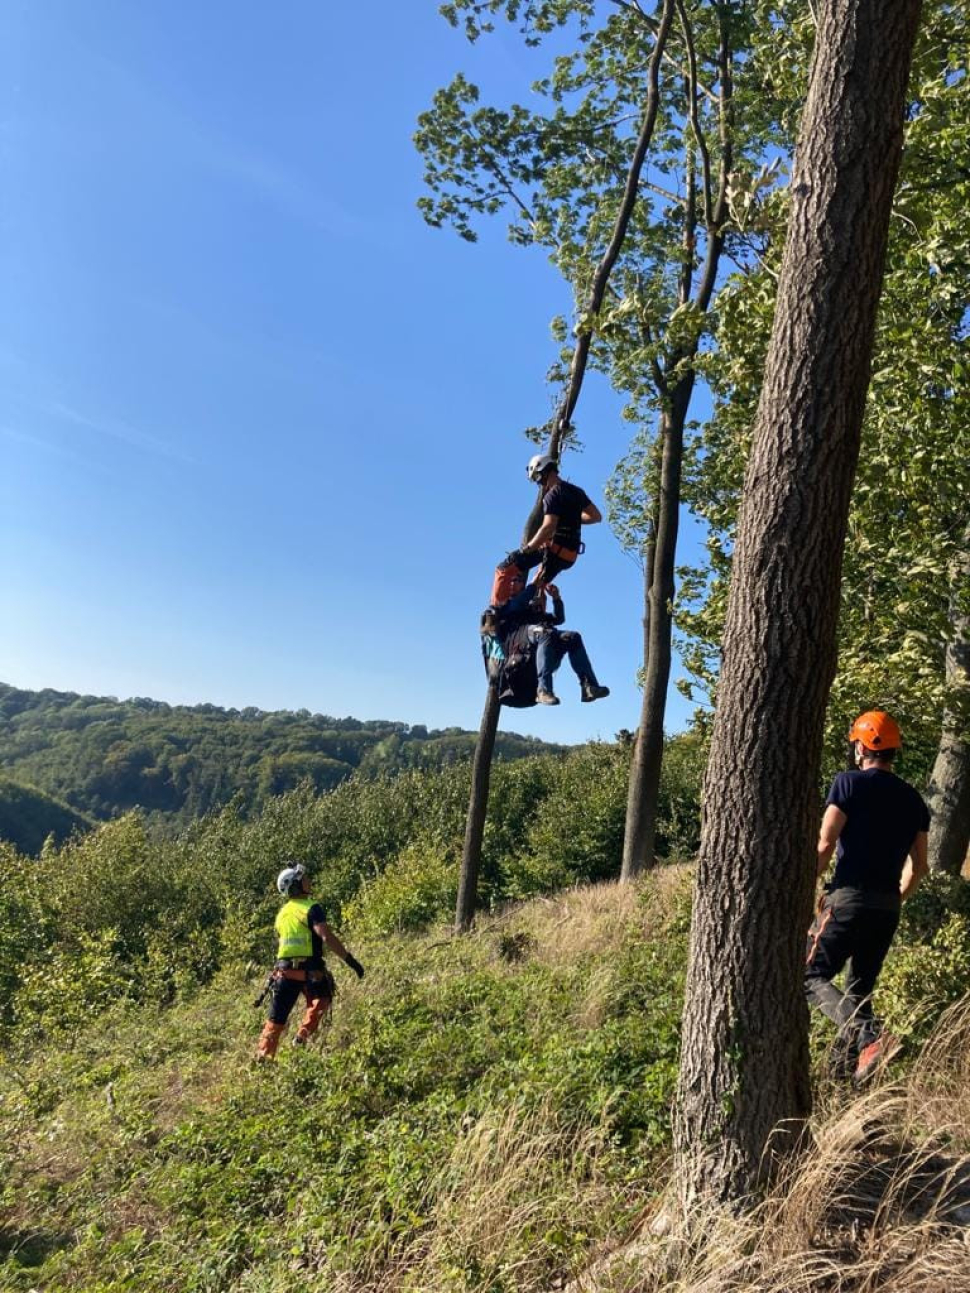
[277,862,307,897]
[527,452,557,483]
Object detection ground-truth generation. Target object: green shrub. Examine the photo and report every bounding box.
[880,881,970,1045]
[343,844,458,935]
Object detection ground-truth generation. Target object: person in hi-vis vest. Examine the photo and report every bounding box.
[256,863,364,1060]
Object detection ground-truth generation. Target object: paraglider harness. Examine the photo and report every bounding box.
[481,607,542,709]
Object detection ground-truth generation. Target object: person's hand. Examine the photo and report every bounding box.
[345,954,365,979]
[546,583,560,598]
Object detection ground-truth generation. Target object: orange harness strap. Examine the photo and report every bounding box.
[806,903,834,966]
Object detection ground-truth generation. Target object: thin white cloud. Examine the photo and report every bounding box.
[45,400,196,464]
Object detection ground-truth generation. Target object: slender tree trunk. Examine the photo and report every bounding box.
[621,7,732,879]
[455,684,501,932]
[621,379,692,878]
[453,4,675,933]
[622,522,656,878]
[675,0,922,1213]
[927,537,970,876]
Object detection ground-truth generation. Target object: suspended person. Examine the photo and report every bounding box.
[501,454,602,592]
[805,710,929,1084]
[481,581,608,707]
[255,862,365,1061]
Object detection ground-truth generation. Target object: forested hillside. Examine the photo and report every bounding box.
[0,683,561,828]
[0,778,93,857]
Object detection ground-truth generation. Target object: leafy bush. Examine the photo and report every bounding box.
[879,874,970,1044]
[343,844,458,935]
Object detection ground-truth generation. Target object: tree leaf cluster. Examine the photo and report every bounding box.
[678,0,970,776]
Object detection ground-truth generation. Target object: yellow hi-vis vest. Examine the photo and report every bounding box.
[275,897,314,960]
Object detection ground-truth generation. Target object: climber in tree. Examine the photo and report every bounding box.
[503,454,602,589]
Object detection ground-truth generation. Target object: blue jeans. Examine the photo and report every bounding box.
[529,627,597,694]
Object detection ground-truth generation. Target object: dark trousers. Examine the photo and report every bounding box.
[804,887,899,1053]
[268,970,333,1028]
[518,546,576,587]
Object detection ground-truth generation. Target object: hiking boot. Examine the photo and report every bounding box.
[854,1032,901,1085]
[536,689,560,706]
[581,683,610,703]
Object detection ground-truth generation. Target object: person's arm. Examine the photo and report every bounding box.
[581,501,602,525]
[546,583,565,625]
[817,804,846,878]
[313,920,365,977]
[899,830,929,900]
[521,514,557,553]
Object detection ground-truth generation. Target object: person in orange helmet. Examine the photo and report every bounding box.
[805,710,929,1084]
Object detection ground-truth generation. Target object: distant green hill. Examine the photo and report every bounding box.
[0,682,564,827]
[0,776,93,855]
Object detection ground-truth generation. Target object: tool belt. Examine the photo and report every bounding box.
[543,540,584,563]
[272,960,336,992]
[274,958,325,984]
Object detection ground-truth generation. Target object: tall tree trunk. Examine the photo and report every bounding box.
[621,379,692,878]
[675,0,922,1214]
[622,520,656,877]
[456,684,501,932]
[620,6,732,879]
[453,4,675,933]
[926,537,970,877]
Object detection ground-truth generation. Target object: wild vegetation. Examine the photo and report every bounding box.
[1,796,967,1292]
[0,682,559,834]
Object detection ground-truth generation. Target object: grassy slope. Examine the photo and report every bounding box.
[2,870,969,1293]
[0,875,690,1293]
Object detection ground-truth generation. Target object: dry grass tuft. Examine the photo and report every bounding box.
[568,995,970,1293]
[312,1098,624,1293]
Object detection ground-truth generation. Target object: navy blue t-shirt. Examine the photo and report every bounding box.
[542,480,591,549]
[827,768,929,894]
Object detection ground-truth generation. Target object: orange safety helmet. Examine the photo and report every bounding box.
[848,710,902,751]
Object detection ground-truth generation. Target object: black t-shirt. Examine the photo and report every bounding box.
[827,768,929,894]
[306,901,328,965]
[542,480,591,549]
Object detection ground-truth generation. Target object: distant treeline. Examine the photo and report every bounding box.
[0,682,562,832]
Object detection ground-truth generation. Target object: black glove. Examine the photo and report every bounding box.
[344,954,365,979]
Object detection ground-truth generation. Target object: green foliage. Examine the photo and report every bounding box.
[0,682,561,829]
[678,0,970,776]
[0,775,92,855]
[0,736,705,1049]
[878,874,970,1045]
[343,844,458,936]
[0,878,692,1293]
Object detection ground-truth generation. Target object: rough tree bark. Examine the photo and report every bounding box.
[926,535,970,877]
[455,1,675,934]
[674,0,922,1212]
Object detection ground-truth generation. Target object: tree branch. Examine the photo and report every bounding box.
[693,2,734,315]
[675,0,714,227]
[548,0,677,459]
[610,0,719,104]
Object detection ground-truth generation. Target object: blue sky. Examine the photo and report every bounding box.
[1,1,706,744]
